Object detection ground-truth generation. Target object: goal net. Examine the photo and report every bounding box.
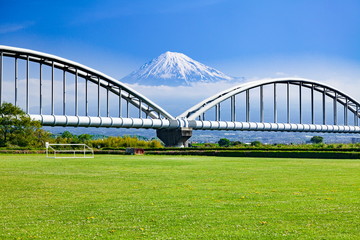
[45,142,94,158]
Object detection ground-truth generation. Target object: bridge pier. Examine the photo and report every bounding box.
[156,127,193,147]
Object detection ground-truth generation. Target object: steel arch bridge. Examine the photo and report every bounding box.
[179,78,360,131]
[1,45,360,146]
[0,45,175,128]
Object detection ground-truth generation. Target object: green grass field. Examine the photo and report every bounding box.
[1,155,359,239]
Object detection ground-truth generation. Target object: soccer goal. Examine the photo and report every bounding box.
[45,142,94,158]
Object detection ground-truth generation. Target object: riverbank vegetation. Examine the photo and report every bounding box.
[191,139,360,150]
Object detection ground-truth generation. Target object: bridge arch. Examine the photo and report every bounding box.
[179,78,360,127]
[0,45,177,128]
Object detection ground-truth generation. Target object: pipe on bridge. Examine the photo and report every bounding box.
[31,114,360,134]
[30,114,180,129]
[189,120,360,133]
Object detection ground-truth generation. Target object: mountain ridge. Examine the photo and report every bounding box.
[121,51,235,86]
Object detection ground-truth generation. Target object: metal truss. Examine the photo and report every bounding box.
[0,45,174,122]
[179,78,360,127]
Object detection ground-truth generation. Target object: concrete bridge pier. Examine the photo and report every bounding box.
[156,127,193,147]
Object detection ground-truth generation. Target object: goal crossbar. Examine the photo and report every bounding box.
[45,142,94,158]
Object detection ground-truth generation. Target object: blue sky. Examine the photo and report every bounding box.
[1,0,359,77]
[1,0,360,116]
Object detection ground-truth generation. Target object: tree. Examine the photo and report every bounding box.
[0,102,49,147]
[310,136,323,144]
[218,138,230,147]
[230,141,243,146]
[78,134,92,142]
[250,140,262,147]
[61,131,75,139]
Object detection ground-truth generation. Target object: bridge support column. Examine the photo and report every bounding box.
[156,128,193,147]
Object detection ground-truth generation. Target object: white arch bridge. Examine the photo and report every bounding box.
[1,45,360,146]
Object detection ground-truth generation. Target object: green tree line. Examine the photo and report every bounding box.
[0,103,163,149]
[54,131,163,148]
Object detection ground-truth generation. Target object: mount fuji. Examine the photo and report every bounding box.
[121,51,235,86]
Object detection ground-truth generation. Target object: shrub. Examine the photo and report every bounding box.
[230,141,243,147]
[88,136,163,149]
[250,141,262,147]
[218,138,230,147]
[310,136,323,144]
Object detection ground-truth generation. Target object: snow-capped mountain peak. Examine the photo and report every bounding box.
[121,51,234,86]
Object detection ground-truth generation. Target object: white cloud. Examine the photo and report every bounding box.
[213,54,360,101]
[0,22,34,34]
[275,72,287,76]
[126,81,244,116]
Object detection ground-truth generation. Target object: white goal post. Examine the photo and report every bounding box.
[45,142,94,158]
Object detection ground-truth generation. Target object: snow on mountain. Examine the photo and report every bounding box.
[121,51,235,86]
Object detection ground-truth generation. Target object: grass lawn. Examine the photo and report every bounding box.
[0,154,359,239]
